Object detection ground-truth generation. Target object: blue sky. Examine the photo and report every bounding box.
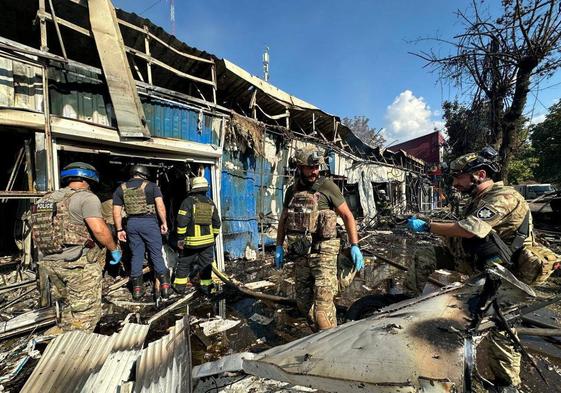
[114,0,561,145]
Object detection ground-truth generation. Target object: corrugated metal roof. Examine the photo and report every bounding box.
[134,316,191,393]
[81,323,150,393]
[21,323,148,393]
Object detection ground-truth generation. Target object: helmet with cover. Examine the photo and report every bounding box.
[449,146,501,177]
[60,162,99,184]
[191,176,209,192]
[293,146,325,167]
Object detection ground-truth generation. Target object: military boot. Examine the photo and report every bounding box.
[131,276,144,300]
[158,271,171,299]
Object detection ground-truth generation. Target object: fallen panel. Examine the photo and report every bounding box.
[0,307,56,341]
[88,0,149,137]
[81,323,150,393]
[193,273,536,392]
[134,316,191,393]
[21,323,148,393]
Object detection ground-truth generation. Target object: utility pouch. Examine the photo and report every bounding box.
[86,244,106,266]
[515,245,561,284]
[316,209,337,239]
[287,234,312,257]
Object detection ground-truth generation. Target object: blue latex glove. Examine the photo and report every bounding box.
[351,245,364,271]
[109,249,122,265]
[407,217,429,233]
[274,245,284,269]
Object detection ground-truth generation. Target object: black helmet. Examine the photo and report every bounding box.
[449,146,501,177]
[60,162,99,184]
[130,165,150,179]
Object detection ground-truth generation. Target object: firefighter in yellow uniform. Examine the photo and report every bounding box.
[406,147,560,393]
[174,176,221,295]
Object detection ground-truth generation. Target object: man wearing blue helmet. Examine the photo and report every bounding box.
[32,162,122,334]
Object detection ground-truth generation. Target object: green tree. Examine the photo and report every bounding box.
[416,0,561,181]
[342,116,386,148]
[531,100,561,185]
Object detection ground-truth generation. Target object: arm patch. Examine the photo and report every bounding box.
[476,206,498,220]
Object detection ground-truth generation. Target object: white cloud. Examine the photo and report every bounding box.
[383,90,441,144]
[529,113,546,125]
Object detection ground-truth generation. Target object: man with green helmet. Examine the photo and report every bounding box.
[405,146,560,392]
[32,162,121,334]
[174,176,221,295]
[276,146,364,331]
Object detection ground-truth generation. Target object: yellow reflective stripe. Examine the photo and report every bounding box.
[212,228,220,234]
[185,233,214,246]
[200,279,213,286]
[173,277,189,285]
[177,227,187,234]
[194,224,201,237]
[178,209,187,216]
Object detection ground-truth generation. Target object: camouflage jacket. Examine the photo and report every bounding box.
[457,181,533,246]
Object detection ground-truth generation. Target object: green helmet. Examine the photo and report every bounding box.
[449,147,501,177]
[293,147,324,166]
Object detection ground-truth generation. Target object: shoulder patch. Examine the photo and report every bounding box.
[476,206,498,220]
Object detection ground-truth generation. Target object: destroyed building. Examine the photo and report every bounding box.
[0,0,556,392]
[0,0,430,263]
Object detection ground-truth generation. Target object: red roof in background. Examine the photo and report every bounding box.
[391,131,445,165]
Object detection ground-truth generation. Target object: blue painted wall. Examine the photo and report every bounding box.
[143,99,219,144]
[220,148,259,259]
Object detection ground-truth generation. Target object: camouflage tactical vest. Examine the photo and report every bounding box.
[121,181,155,215]
[31,188,93,255]
[286,190,320,234]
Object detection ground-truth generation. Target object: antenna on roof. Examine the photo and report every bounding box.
[262,46,270,82]
[169,0,176,35]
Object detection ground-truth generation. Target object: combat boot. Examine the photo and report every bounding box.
[131,276,144,300]
[158,271,171,299]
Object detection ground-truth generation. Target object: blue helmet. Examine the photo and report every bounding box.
[60,162,99,184]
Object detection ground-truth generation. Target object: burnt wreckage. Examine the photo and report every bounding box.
[0,1,559,393]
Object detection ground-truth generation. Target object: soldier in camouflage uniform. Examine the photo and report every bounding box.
[405,147,560,393]
[275,147,364,331]
[32,162,122,334]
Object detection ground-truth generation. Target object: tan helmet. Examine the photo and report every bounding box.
[293,146,324,166]
[191,176,209,192]
[449,146,501,177]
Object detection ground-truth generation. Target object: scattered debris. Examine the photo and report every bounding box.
[200,317,241,336]
[249,313,273,325]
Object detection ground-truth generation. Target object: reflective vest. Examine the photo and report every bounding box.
[177,197,219,248]
[121,181,155,215]
[31,188,92,255]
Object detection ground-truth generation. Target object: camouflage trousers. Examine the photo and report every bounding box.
[38,255,102,333]
[292,238,340,331]
[406,246,520,386]
[404,245,474,296]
